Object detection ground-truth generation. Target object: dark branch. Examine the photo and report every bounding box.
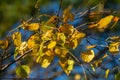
[0,48,32,72]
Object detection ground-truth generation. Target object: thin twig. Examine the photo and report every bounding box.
[0,48,32,72]
[81,64,87,80]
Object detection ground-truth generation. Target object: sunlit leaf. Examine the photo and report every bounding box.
[63,6,74,23]
[19,41,28,54]
[16,65,30,78]
[46,16,58,24]
[86,45,97,50]
[105,69,110,78]
[41,30,53,40]
[47,41,56,49]
[90,64,96,71]
[22,22,39,31]
[89,15,114,31]
[57,33,66,46]
[59,24,74,35]
[71,30,86,40]
[80,50,95,63]
[67,30,86,49]
[0,39,8,49]
[14,47,19,58]
[108,42,119,54]
[59,58,74,75]
[27,34,40,52]
[12,32,21,47]
[39,55,54,68]
[55,47,69,57]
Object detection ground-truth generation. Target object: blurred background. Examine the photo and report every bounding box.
[0,0,120,80]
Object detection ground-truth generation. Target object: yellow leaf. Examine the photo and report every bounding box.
[46,16,58,24]
[80,50,95,63]
[98,15,113,30]
[63,6,74,22]
[47,41,56,49]
[59,24,74,35]
[39,55,54,68]
[19,41,28,54]
[54,47,69,57]
[67,31,85,49]
[12,32,21,47]
[89,15,114,32]
[71,30,86,40]
[44,49,54,56]
[86,45,97,50]
[22,22,39,31]
[93,60,102,67]
[105,69,110,78]
[0,39,8,49]
[59,58,74,75]
[109,42,119,54]
[41,30,53,40]
[27,34,39,49]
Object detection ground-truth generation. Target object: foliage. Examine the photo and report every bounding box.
[0,0,120,79]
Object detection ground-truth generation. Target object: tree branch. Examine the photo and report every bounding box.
[0,48,32,72]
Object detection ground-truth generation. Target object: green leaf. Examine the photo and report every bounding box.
[14,47,19,59]
[16,65,30,78]
[115,72,120,80]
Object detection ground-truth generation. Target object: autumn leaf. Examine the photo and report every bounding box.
[80,50,95,63]
[0,39,8,49]
[46,16,58,24]
[39,55,54,68]
[54,47,69,57]
[105,69,110,78]
[12,32,22,47]
[108,42,119,54]
[63,6,74,23]
[89,15,114,31]
[47,41,56,49]
[22,22,39,31]
[16,65,30,78]
[19,41,28,54]
[59,58,74,75]
[59,24,74,35]
[86,45,97,50]
[67,30,86,49]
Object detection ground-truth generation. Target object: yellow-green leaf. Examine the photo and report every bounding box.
[14,47,19,59]
[39,55,54,68]
[12,32,21,47]
[16,65,30,78]
[115,72,120,80]
[47,41,56,49]
[59,58,74,75]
